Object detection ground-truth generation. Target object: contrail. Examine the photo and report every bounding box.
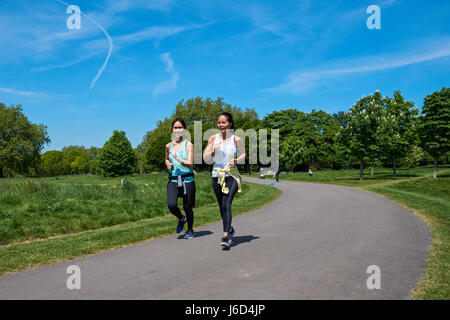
[55,0,113,88]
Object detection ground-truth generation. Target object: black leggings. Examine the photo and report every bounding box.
[166,181,195,230]
[212,176,238,233]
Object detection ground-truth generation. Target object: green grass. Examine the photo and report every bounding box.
[0,173,216,244]
[270,166,447,186]
[0,172,281,275]
[249,166,449,300]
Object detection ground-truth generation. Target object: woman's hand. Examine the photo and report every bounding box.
[166,162,173,171]
[171,152,183,165]
[211,141,221,157]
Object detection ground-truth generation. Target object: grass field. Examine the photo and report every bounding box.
[251,166,449,300]
[0,172,281,275]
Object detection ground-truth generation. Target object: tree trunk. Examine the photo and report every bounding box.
[371,163,374,176]
[360,160,364,180]
[0,167,3,178]
[434,156,438,178]
[393,156,397,177]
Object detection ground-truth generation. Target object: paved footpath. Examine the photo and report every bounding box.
[0,177,431,299]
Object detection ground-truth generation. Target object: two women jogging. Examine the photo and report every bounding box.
[165,113,245,249]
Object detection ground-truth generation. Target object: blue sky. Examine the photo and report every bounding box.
[0,0,449,151]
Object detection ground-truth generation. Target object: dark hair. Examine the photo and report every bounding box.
[218,112,235,129]
[171,118,187,129]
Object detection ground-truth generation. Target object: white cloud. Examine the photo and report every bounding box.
[265,38,450,94]
[31,52,99,72]
[153,53,179,97]
[0,87,39,96]
[104,0,174,13]
[248,4,293,40]
[114,25,193,47]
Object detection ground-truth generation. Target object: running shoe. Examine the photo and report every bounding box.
[220,237,231,248]
[176,217,186,233]
[184,229,195,239]
[229,226,236,238]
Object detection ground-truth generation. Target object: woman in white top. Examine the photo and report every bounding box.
[203,112,246,249]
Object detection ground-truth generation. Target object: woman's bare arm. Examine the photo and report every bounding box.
[235,136,246,165]
[203,135,217,163]
[182,141,194,168]
[165,143,172,170]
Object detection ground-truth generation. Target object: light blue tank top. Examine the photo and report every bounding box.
[169,139,193,183]
[211,133,237,178]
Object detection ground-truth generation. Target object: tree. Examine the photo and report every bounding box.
[333,111,353,170]
[345,91,385,180]
[404,146,424,168]
[61,145,89,174]
[97,131,137,176]
[279,135,306,172]
[85,146,100,174]
[71,155,89,174]
[259,109,306,138]
[39,150,65,176]
[380,91,419,176]
[143,118,172,171]
[260,109,346,170]
[332,111,350,129]
[0,103,50,177]
[419,87,450,178]
[301,110,341,169]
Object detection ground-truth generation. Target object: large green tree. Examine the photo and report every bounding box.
[295,110,341,169]
[345,92,385,180]
[419,87,450,178]
[380,91,419,176]
[0,103,50,177]
[97,131,137,176]
[261,109,345,170]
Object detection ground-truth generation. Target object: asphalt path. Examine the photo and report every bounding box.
[0,177,431,299]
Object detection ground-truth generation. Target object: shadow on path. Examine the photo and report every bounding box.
[177,230,213,239]
[230,235,260,248]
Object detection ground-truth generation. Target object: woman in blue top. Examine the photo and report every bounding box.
[165,118,196,239]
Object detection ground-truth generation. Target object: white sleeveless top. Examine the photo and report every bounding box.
[211,133,237,178]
